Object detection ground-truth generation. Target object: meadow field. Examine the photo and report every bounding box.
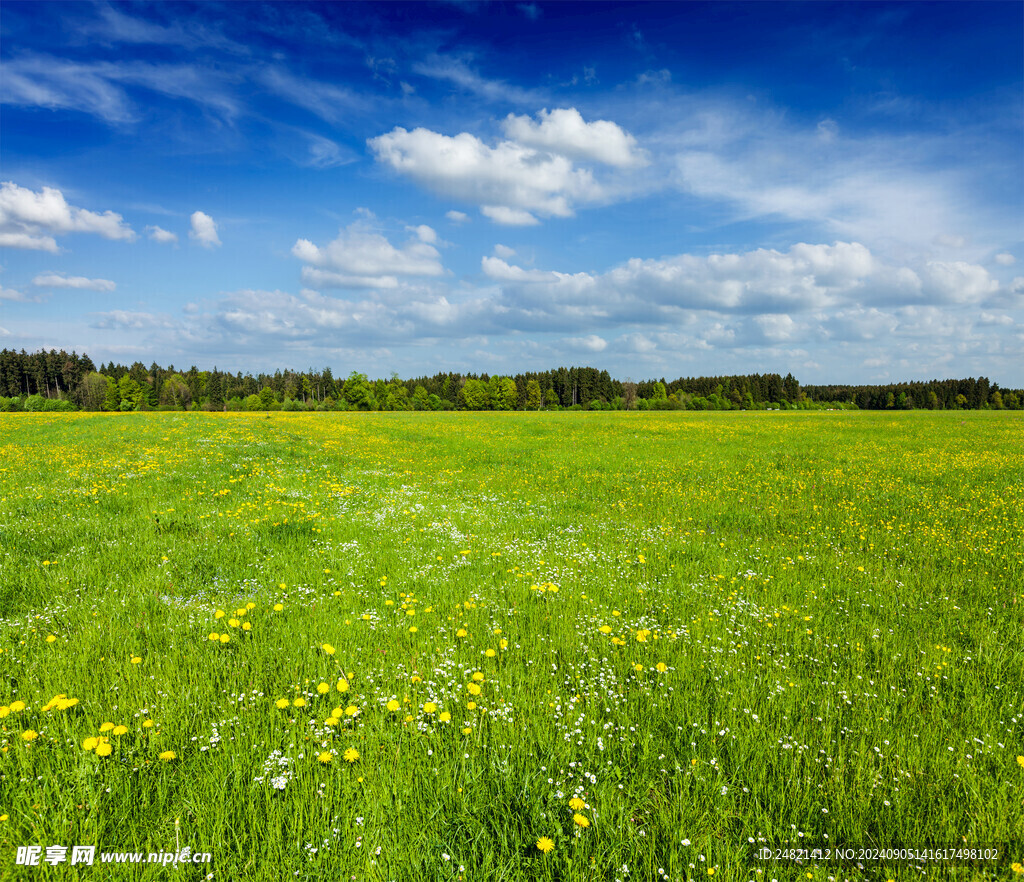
[0,411,1021,881]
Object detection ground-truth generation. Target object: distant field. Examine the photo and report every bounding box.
[0,411,1021,881]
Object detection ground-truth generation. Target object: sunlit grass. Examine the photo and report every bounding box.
[0,411,1021,880]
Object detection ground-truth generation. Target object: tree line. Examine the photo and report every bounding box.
[0,348,1020,412]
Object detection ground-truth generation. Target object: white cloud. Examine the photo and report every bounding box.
[369,126,600,223]
[32,272,116,291]
[994,253,1016,266]
[0,181,135,251]
[407,224,438,244]
[0,326,9,337]
[189,211,221,248]
[501,108,647,168]
[493,244,516,259]
[146,225,178,244]
[292,220,444,289]
[564,334,608,352]
[0,286,30,302]
[485,241,1007,328]
[481,206,540,226]
[445,210,470,224]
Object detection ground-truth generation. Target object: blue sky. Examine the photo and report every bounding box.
[1,1,1021,384]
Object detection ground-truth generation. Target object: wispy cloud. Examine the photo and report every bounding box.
[412,55,542,105]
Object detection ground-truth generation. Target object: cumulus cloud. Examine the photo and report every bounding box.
[493,244,516,259]
[292,221,444,289]
[484,241,1007,327]
[32,272,116,291]
[564,334,608,352]
[189,211,221,248]
[369,125,601,223]
[0,181,135,251]
[445,210,470,224]
[147,225,178,244]
[501,108,646,168]
[481,206,540,226]
[0,286,30,302]
[994,253,1016,266]
[407,224,438,244]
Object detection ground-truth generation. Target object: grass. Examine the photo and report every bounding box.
[0,410,1021,881]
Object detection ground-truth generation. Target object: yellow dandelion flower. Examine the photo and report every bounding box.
[214,610,225,619]
[95,742,113,757]
[46,635,57,644]
[228,618,240,628]
[1017,756,1024,769]
[634,663,644,672]
[536,837,554,854]
[275,698,290,709]
[9,701,25,713]
[345,705,358,717]
[274,603,284,612]
[386,699,400,712]
[317,683,330,695]
[219,634,230,644]
[485,648,496,657]
[467,683,481,696]
[99,722,115,732]
[343,747,359,763]
[656,662,668,673]
[467,701,477,710]
[572,813,589,828]
[336,679,349,694]
[456,628,467,638]
[423,702,437,714]
[599,625,612,634]
[82,737,99,751]
[317,752,333,764]
[22,730,38,742]
[462,726,472,735]
[569,797,585,811]
[1010,862,1023,875]
[322,643,336,655]
[408,626,418,633]
[293,698,307,708]
[208,632,220,641]
[472,672,485,682]
[242,622,252,632]
[142,720,155,729]
[246,602,256,610]
[0,707,8,718]
[159,751,176,762]
[439,711,451,722]
[112,725,128,736]
[130,656,142,664]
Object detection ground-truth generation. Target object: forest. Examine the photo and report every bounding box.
[0,347,1020,412]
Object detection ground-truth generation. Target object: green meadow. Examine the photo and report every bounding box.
[0,411,1021,881]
